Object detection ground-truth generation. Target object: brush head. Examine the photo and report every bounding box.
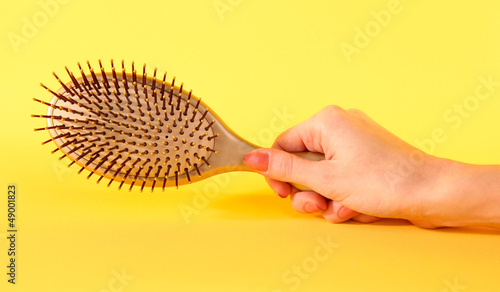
[33,60,220,191]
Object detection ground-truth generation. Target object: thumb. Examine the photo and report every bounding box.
[243,148,331,191]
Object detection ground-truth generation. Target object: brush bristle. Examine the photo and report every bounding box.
[33,59,219,191]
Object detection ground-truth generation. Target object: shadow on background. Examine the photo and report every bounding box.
[212,192,500,235]
[431,226,500,236]
[211,192,303,220]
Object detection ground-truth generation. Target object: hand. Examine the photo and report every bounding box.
[243,105,500,228]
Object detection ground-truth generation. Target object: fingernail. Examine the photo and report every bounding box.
[316,202,327,211]
[243,151,269,172]
[338,206,352,219]
[304,202,319,213]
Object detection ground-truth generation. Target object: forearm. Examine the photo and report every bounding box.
[428,159,500,228]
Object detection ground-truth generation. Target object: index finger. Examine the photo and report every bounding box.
[272,117,325,154]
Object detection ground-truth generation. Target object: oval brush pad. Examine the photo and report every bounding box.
[33,60,323,191]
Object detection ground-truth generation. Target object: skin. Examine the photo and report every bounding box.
[242,105,500,228]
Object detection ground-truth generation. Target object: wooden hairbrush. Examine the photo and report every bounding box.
[33,60,324,191]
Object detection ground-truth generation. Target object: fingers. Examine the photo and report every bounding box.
[244,106,352,195]
[351,214,380,223]
[288,191,357,221]
[268,181,380,224]
[289,192,380,223]
[243,148,334,193]
[250,105,385,225]
[408,220,440,229]
[265,177,293,198]
[322,200,360,223]
[289,191,327,214]
[272,105,347,155]
[321,201,380,223]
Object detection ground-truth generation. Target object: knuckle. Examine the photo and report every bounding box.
[323,105,344,114]
[346,108,364,115]
[317,105,347,125]
[347,108,369,121]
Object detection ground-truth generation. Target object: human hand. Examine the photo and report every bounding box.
[243,105,456,228]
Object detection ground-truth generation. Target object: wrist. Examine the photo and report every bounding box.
[423,158,500,228]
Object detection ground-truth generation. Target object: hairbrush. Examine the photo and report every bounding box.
[32,60,324,191]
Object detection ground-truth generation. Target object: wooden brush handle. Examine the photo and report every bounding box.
[293,151,325,162]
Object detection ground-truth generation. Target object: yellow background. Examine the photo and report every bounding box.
[1,0,500,291]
